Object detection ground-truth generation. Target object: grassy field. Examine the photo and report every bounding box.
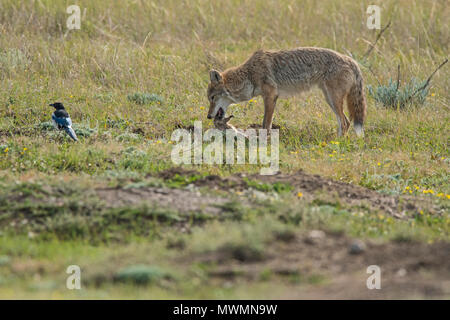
[0,0,449,299]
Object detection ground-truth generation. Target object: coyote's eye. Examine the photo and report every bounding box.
[210,95,216,102]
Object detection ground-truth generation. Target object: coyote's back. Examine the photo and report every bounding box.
[207,47,367,136]
[263,48,366,135]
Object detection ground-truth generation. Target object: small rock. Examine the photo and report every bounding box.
[250,190,269,201]
[305,230,326,244]
[396,268,407,277]
[405,203,415,210]
[349,240,366,254]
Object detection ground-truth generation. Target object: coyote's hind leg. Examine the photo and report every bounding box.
[321,85,350,137]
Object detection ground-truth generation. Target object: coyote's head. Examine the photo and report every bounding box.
[207,70,234,120]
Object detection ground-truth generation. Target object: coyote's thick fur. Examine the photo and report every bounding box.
[207,47,366,137]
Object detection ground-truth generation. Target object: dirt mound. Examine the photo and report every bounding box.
[157,167,200,180]
[157,168,437,218]
[93,168,439,219]
[96,186,229,215]
[190,231,450,299]
[255,172,412,218]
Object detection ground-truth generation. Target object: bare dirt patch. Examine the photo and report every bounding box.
[254,171,427,218]
[157,168,439,218]
[96,186,229,215]
[190,231,450,299]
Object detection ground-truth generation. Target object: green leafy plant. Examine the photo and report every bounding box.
[368,59,447,109]
[244,178,293,193]
[368,78,429,109]
[127,92,164,105]
[37,122,96,138]
[116,132,141,142]
[73,123,96,138]
[114,265,170,285]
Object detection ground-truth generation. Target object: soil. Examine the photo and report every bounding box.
[93,169,449,298]
[155,168,440,218]
[187,231,450,299]
[3,167,447,299]
[96,186,229,215]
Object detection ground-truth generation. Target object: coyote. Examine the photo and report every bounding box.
[207,47,366,137]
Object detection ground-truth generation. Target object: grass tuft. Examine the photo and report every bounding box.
[114,265,170,285]
[127,93,164,105]
[367,78,429,109]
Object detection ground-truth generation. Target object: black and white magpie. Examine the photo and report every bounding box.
[49,102,78,141]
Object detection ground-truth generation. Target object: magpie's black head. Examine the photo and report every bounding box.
[49,102,65,110]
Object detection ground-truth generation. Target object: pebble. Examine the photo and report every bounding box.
[396,268,407,277]
[305,230,326,244]
[349,240,366,254]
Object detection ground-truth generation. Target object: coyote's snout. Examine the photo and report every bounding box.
[206,47,367,137]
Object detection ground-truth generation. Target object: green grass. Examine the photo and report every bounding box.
[0,200,447,298]
[243,178,293,193]
[0,0,448,299]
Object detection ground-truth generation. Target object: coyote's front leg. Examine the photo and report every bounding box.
[262,84,278,130]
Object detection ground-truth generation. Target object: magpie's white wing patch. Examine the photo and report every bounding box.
[52,113,72,127]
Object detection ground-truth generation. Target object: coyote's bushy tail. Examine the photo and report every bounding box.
[347,62,367,137]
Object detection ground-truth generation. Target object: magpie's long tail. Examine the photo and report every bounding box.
[64,126,78,141]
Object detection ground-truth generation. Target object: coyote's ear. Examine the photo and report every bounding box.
[209,69,222,84]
